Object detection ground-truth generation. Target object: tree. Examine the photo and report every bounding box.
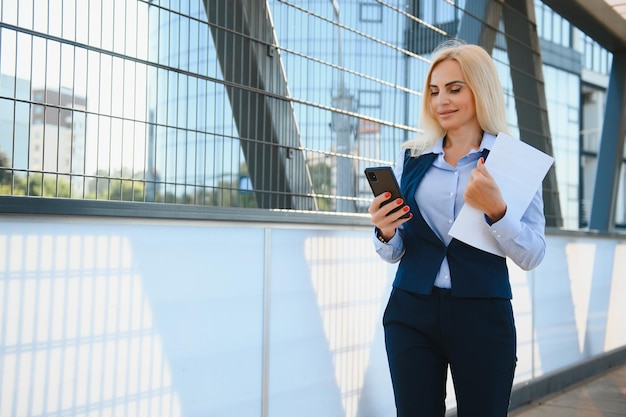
[108,178,146,202]
[0,150,13,187]
[5,172,71,197]
[308,161,332,211]
[86,170,147,202]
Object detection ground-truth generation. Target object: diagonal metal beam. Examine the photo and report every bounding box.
[457,0,502,51]
[541,0,626,53]
[588,52,626,231]
[501,0,563,227]
[456,0,563,227]
[203,0,316,210]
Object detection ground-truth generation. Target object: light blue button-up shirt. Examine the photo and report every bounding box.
[374,132,546,288]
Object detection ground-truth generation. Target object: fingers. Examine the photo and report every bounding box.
[368,192,412,230]
[474,157,493,179]
[465,157,506,219]
[467,158,494,192]
[368,192,391,215]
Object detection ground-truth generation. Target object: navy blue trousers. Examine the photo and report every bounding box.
[383,287,517,417]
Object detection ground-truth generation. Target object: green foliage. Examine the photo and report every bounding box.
[1,173,71,197]
[308,161,332,211]
[0,150,12,186]
[84,170,145,202]
[108,179,146,202]
[0,157,264,210]
[201,163,257,208]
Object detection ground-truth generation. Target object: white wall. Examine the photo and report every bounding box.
[0,214,625,417]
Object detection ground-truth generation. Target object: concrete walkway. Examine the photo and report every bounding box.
[510,364,626,416]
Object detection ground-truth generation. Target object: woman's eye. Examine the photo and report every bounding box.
[450,88,461,93]
[430,91,439,96]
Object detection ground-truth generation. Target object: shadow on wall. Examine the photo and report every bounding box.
[531,237,626,378]
[0,219,395,417]
[1,216,626,417]
[0,220,270,417]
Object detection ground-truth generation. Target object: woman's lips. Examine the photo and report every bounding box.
[438,110,457,118]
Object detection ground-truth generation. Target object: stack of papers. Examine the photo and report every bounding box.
[448,132,555,256]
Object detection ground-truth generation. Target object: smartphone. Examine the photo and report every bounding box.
[364,166,410,218]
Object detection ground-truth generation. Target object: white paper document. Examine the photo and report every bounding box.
[448,132,555,256]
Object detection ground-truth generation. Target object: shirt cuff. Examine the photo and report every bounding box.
[373,227,400,248]
[486,211,521,240]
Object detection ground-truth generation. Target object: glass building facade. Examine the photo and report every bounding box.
[0,0,621,229]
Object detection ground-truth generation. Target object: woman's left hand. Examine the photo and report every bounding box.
[464,157,507,223]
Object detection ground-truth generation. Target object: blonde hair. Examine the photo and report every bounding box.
[404,40,509,154]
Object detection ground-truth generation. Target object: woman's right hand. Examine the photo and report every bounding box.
[368,192,412,242]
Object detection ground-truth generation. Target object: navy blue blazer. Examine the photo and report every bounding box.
[393,150,512,298]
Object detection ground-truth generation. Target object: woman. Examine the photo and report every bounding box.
[368,41,546,416]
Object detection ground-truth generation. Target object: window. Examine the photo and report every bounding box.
[357,90,382,109]
[359,2,383,23]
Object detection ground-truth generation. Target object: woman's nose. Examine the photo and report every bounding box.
[437,92,449,104]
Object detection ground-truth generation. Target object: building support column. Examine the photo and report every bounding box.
[456,0,563,227]
[457,0,501,51]
[501,0,563,227]
[589,52,626,231]
[203,0,316,210]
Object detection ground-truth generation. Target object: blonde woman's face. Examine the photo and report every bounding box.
[428,60,479,134]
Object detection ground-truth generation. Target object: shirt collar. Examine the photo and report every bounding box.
[422,131,498,155]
